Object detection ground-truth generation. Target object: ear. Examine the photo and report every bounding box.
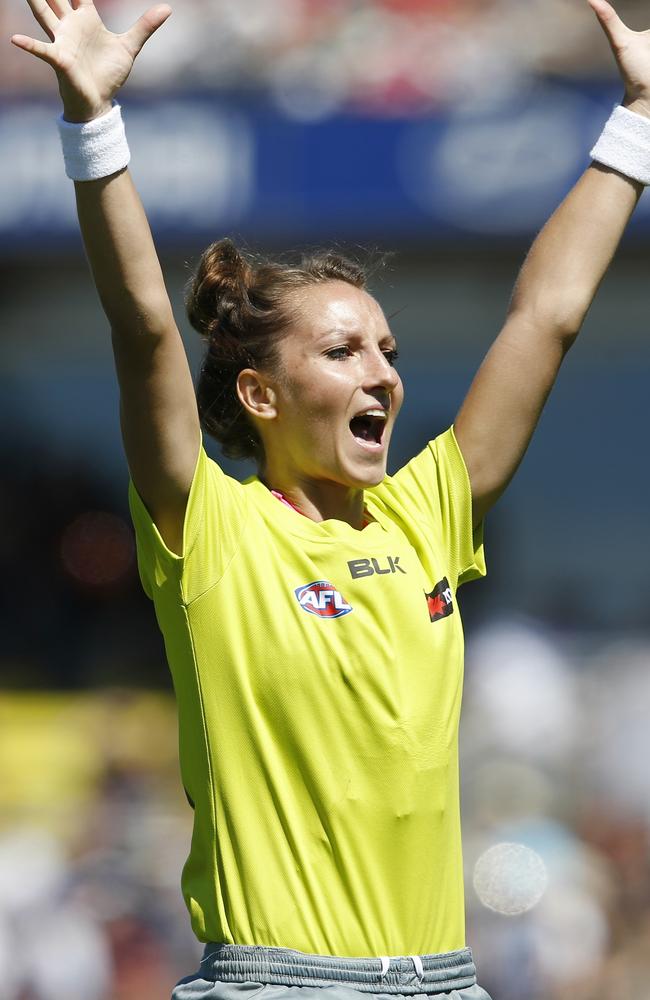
[236,368,278,422]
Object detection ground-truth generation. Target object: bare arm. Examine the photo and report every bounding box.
[75,170,200,555]
[11,0,199,554]
[455,163,642,527]
[454,0,650,528]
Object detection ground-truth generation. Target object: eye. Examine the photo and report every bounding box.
[383,348,399,365]
[326,346,353,360]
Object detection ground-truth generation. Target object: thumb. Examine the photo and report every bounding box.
[123,3,172,59]
[586,0,629,51]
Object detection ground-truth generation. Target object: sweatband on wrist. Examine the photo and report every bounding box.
[57,101,130,182]
[590,104,650,185]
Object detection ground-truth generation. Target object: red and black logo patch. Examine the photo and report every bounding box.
[426,577,454,622]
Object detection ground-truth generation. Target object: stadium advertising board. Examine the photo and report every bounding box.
[1,84,648,249]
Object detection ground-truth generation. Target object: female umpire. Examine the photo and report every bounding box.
[10,0,650,997]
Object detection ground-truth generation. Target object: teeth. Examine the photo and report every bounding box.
[359,409,387,419]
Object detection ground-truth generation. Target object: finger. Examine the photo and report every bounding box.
[48,0,74,17]
[122,3,171,58]
[24,0,59,40]
[10,33,56,64]
[586,0,630,50]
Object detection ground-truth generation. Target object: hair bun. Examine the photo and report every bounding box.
[186,238,254,341]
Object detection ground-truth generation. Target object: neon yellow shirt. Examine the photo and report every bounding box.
[128,425,485,958]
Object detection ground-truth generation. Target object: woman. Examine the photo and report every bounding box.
[10,1,650,998]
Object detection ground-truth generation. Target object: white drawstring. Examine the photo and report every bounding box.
[410,955,424,979]
[378,956,423,979]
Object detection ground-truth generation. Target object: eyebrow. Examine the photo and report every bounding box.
[318,329,399,347]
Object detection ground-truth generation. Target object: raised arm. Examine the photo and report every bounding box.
[454,0,650,528]
[11,0,200,554]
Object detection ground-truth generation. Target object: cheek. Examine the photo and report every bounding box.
[294,367,350,419]
[283,389,342,447]
[392,378,405,416]
[278,360,355,440]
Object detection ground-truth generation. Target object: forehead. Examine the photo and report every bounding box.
[291,281,390,339]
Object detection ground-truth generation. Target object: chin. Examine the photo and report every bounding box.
[331,437,391,488]
[342,459,388,489]
[362,467,387,488]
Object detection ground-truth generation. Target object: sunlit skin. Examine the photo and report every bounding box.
[237,281,404,530]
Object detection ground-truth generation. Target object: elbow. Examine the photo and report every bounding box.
[549,301,586,347]
[110,304,178,343]
[507,304,583,353]
[552,316,581,355]
[98,287,176,341]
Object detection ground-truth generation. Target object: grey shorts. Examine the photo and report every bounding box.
[172,942,492,1000]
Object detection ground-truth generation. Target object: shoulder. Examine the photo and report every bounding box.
[368,427,461,514]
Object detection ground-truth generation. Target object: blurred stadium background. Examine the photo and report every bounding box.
[2,0,650,997]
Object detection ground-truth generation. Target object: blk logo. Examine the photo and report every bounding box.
[426,577,454,622]
[295,580,354,619]
[348,556,407,579]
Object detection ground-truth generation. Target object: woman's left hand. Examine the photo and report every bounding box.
[588,0,650,117]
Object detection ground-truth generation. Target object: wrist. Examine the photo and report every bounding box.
[58,78,114,124]
[62,101,114,125]
[57,102,131,182]
[590,103,650,186]
[622,97,650,121]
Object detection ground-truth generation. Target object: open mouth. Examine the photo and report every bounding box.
[349,410,387,449]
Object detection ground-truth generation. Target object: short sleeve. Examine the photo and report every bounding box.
[369,425,486,588]
[128,444,248,604]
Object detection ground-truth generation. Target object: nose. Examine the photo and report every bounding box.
[363,347,400,395]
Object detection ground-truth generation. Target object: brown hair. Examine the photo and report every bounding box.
[186,238,373,464]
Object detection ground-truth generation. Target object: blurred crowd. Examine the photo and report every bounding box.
[462,621,650,1000]
[1,621,650,999]
[3,0,648,116]
[0,439,164,690]
[0,691,201,1000]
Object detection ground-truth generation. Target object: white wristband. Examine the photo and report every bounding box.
[57,101,130,182]
[590,104,650,186]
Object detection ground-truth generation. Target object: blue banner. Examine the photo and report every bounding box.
[1,83,648,249]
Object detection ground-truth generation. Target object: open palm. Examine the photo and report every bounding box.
[11,0,171,121]
[588,0,650,114]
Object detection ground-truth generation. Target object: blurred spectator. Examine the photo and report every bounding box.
[2,0,645,115]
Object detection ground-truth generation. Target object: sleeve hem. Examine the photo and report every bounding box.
[449,424,487,585]
[128,433,204,566]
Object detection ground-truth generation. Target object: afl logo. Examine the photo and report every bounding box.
[295,580,354,619]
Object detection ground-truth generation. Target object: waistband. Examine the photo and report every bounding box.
[199,943,478,995]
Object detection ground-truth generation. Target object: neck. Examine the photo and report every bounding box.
[261,471,366,529]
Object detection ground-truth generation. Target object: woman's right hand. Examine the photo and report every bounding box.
[11,0,171,122]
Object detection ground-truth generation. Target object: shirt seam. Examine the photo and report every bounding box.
[180,494,251,607]
[182,602,231,941]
